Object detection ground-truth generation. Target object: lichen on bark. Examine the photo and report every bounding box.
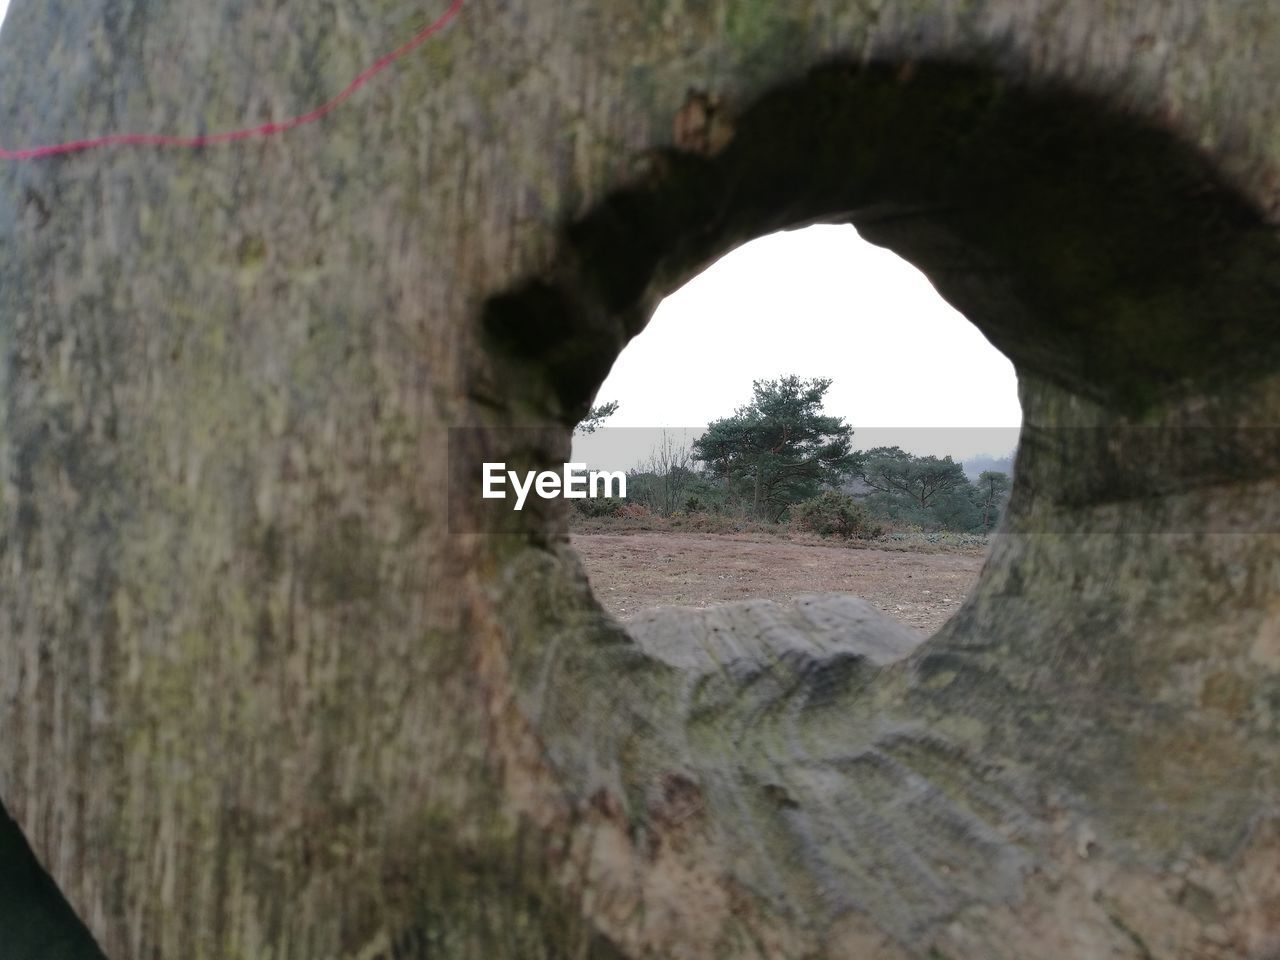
[2,0,1280,957]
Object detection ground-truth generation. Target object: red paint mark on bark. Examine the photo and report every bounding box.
[0,0,464,160]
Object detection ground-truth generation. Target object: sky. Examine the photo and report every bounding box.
[576,224,1021,468]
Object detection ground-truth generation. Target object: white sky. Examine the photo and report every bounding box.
[582,224,1021,465]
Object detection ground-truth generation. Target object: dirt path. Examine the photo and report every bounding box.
[572,531,987,633]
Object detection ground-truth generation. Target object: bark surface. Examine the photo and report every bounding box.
[1,1,1279,958]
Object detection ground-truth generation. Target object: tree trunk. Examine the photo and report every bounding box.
[2,1,1280,958]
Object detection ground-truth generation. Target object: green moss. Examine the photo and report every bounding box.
[236,234,268,268]
[303,512,382,606]
[726,0,784,51]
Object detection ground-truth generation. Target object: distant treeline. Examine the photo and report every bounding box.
[577,377,1013,537]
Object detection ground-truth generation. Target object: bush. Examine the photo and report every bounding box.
[617,502,652,520]
[573,496,624,518]
[792,492,882,540]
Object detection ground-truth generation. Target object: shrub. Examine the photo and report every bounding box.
[792,492,882,540]
[573,496,623,518]
[617,502,652,520]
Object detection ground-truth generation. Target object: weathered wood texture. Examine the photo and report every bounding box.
[1,1,1278,958]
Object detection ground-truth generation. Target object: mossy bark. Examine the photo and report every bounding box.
[1,1,1279,958]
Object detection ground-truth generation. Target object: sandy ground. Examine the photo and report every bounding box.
[572,531,987,633]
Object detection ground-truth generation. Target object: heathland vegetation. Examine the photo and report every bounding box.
[574,376,1012,540]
